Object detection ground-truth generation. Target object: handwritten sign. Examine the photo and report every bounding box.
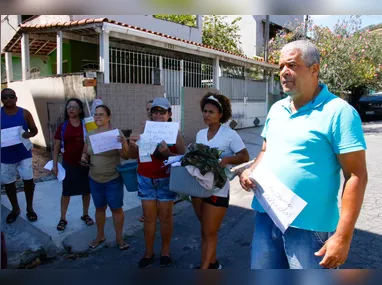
[89,129,122,154]
[143,121,179,145]
[1,126,22,148]
[249,163,307,233]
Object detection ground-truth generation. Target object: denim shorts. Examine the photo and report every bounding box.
[89,176,124,210]
[137,174,177,202]
[250,212,335,269]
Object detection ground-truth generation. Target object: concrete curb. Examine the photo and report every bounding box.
[1,205,59,269]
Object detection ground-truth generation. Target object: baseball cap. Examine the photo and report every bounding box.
[151,97,171,110]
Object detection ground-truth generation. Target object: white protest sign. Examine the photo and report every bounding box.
[89,129,122,154]
[143,121,179,145]
[249,163,307,233]
[1,126,22,148]
[44,160,66,182]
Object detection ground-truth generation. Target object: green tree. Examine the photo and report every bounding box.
[153,15,197,27]
[153,15,243,55]
[202,15,243,55]
[267,15,382,105]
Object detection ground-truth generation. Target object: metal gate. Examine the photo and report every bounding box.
[47,102,65,153]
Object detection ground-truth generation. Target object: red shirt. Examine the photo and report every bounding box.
[137,145,178,178]
[54,121,85,166]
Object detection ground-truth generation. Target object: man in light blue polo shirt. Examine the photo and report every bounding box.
[239,40,368,269]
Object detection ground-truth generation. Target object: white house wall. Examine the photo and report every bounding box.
[224,15,304,58]
[1,15,20,51]
[231,101,267,129]
[72,15,203,43]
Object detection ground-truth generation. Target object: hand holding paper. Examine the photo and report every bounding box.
[89,129,122,154]
[249,163,307,233]
[44,160,66,182]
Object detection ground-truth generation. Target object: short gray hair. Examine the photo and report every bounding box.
[280,40,320,67]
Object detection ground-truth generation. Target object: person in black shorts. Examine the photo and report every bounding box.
[191,92,249,269]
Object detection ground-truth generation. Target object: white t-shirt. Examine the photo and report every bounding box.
[196,125,246,198]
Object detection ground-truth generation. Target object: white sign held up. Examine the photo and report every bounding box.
[89,129,122,154]
[1,126,23,148]
[249,163,307,233]
[143,121,179,145]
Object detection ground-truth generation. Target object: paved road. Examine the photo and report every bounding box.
[38,122,382,269]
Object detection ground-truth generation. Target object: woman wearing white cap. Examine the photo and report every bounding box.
[192,92,249,269]
[129,97,186,268]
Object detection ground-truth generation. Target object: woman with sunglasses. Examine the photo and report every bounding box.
[81,105,130,250]
[193,92,249,269]
[129,97,186,268]
[53,98,94,231]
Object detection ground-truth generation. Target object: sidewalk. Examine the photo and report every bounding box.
[1,126,264,268]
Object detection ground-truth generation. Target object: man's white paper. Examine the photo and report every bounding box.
[143,121,179,145]
[19,127,33,151]
[89,129,122,154]
[1,126,23,148]
[44,160,66,182]
[249,163,307,233]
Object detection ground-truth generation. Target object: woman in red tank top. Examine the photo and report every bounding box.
[129,97,186,268]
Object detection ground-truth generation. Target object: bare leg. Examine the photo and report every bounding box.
[111,208,126,246]
[200,202,227,269]
[60,195,70,220]
[4,182,20,214]
[23,179,35,214]
[142,200,158,258]
[82,193,91,216]
[158,201,174,256]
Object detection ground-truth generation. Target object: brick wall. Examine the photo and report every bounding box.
[182,87,218,144]
[97,83,165,134]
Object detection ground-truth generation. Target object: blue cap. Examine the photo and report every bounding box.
[151,97,171,110]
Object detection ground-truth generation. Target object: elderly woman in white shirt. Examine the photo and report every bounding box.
[192,92,249,269]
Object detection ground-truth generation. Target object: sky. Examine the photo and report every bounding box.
[310,15,382,30]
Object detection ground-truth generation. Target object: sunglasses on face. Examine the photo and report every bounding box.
[151,109,168,115]
[66,105,79,110]
[1,94,16,100]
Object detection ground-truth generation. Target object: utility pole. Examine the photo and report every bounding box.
[264,15,270,114]
[304,15,309,39]
[264,15,270,62]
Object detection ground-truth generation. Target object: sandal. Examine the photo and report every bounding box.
[57,219,67,231]
[26,211,38,222]
[118,242,130,251]
[81,215,94,226]
[6,211,20,224]
[89,238,106,249]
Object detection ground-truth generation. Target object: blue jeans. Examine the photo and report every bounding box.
[137,174,177,202]
[89,176,124,210]
[251,212,335,269]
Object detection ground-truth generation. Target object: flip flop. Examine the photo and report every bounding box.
[6,211,20,224]
[89,238,106,249]
[118,243,130,251]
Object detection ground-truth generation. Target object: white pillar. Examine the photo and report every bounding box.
[196,15,203,29]
[270,72,274,94]
[99,29,110,83]
[5,52,13,83]
[213,57,221,90]
[159,56,163,86]
[21,33,30,81]
[265,73,269,114]
[56,31,63,75]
